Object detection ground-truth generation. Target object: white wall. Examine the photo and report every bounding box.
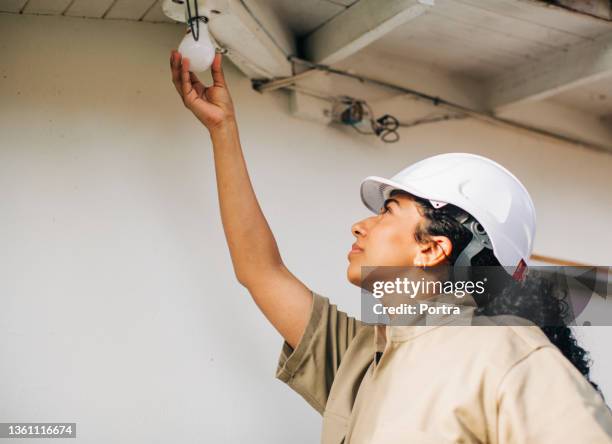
[1,13,611,443]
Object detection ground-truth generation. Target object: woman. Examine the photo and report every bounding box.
[169,51,612,443]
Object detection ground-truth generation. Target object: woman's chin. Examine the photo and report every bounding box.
[347,265,361,287]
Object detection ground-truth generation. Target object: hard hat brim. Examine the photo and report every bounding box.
[360,176,446,214]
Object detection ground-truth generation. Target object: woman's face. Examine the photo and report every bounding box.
[347,193,451,286]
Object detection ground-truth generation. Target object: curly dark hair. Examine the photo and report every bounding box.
[389,189,603,396]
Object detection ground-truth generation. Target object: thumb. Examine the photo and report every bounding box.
[211,52,226,87]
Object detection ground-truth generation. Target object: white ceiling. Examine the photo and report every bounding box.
[362,0,611,80]
[2,0,612,150]
[0,0,357,27]
[0,0,174,22]
[552,75,612,116]
[257,0,358,37]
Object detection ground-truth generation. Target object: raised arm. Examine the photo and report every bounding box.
[170,50,312,348]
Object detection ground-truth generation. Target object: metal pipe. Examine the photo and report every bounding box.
[253,68,319,93]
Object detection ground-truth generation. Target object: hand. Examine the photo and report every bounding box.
[170,50,236,131]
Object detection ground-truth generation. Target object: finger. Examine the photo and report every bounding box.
[204,86,216,103]
[190,72,205,97]
[180,57,199,105]
[170,51,183,96]
[210,52,226,87]
[170,50,180,75]
[188,69,203,86]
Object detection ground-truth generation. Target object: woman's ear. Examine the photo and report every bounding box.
[414,236,452,267]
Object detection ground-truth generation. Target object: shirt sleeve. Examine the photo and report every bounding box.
[497,346,612,444]
[275,290,363,415]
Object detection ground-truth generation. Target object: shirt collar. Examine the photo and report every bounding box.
[373,292,478,353]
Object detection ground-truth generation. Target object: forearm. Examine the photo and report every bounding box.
[209,119,283,283]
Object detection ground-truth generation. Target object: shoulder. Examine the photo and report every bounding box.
[463,317,597,398]
[469,313,553,352]
[435,314,556,380]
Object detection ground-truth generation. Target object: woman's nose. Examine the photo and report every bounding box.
[351,219,367,238]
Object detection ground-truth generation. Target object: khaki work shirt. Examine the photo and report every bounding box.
[275,291,612,444]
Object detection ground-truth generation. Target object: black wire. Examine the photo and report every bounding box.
[186,0,208,42]
[359,100,400,143]
[340,98,460,144]
[336,98,400,143]
[348,115,400,142]
[374,114,400,143]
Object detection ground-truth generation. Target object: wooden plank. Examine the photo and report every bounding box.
[302,0,433,64]
[556,0,612,20]
[367,14,526,78]
[64,0,115,18]
[0,0,28,13]
[104,0,157,20]
[455,0,612,39]
[415,12,544,63]
[333,49,489,111]
[22,0,72,15]
[260,0,344,37]
[553,75,612,115]
[206,0,294,77]
[142,0,178,23]
[488,32,612,109]
[435,0,585,49]
[530,253,603,267]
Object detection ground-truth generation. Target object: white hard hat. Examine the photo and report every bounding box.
[360,153,536,271]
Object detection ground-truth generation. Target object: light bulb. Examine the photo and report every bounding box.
[178,24,215,72]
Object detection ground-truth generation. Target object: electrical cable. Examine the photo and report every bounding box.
[284,87,466,143]
[282,56,611,155]
[185,0,208,42]
[361,101,400,143]
[399,113,467,128]
[375,114,400,143]
[332,96,401,143]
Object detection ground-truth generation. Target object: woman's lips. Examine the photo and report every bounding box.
[348,244,364,256]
